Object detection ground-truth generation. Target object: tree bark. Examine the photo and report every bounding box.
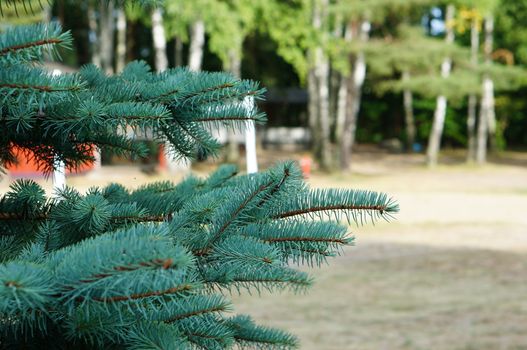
[174,37,183,67]
[339,20,369,171]
[329,14,344,140]
[426,4,455,167]
[309,0,332,171]
[225,49,242,163]
[316,46,331,170]
[307,1,321,163]
[485,16,497,153]
[467,16,479,162]
[334,22,352,148]
[99,0,115,75]
[402,70,416,152]
[115,8,127,73]
[87,3,101,67]
[477,15,495,164]
[188,20,205,72]
[307,65,320,155]
[151,8,168,72]
[152,9,182,173]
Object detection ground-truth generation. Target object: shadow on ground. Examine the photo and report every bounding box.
[233,242,527,350]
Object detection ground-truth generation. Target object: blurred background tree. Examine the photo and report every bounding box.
[3,0,527,170]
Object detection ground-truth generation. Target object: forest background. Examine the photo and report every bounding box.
[4,0,527,171]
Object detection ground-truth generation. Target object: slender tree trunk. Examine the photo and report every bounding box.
[467,16,479,162]
[225,49,242,163]
[402,70,416,152]
[115,8,127,73]
[151,8,168,72]
[329,14,344,141]
[316,48,331,170]
[188,20,205,71]
[477,15,495,164]
[307,1,322,164]
[467,93,478,161]
[334,23,352,144]
[174,37,183,67]
[339,20,369,171]
[314,0,331,171]
[152,9,181,173]
[87,3,101,67]
[426,4,455,167]
[485,14,497,153]
[99,0,115,75]
[307,65,320,155]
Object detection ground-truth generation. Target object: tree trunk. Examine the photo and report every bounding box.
[225,49,242,163]
[87,4,101,67]
[188,20,205,72]
[329,14,344,141]
[316,47,331,170]
[307,1,321,163]
[314,0,331,171]
[153,9,181,173]
[151,8,168,72]
[99,0,115,75]
[402,70,416,152]
[335,22,352,148]
[115,8,127,73]
[467,94,478,161]
[477,78,492,164]
[339,20,369,171]
[477,14,495,164]
[307,65,320,155]
[174,37,183,67]
[467,16,479,162]
[426,4,455,167]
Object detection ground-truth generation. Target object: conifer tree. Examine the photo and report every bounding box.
[0,22,398,348]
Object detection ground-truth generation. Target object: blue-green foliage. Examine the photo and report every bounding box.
[0,23,398,349]
[0,22,266,173]
[0,162,397,349]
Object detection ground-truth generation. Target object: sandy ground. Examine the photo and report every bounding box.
[1,149,526,349]
[233,151,527,350]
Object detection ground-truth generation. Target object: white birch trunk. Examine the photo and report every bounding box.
[467,16,479,162]
[87,4,101,67]
[477,14,495,164]
[485,15,496,153]
[225,49,242,163]
[335,22,353,144]
[99,0,115,75]
[188,20,205,72]
[152,9,186,173]
[340,20,369,170]
[310,0,331,170]
[151,8,168,72]
[402,70,416,152]
[329,14,344,130]
[426,4,455,167]
[308,0,331,170]
[477,78,493,164]
[53,159,66,193]
[307,65,320,153]
[244,97,258,174]
[316,46,331,170]
[115,8,127,73]
[307,1,321,159]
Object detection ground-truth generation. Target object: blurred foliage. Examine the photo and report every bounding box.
[3,0,527,149]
